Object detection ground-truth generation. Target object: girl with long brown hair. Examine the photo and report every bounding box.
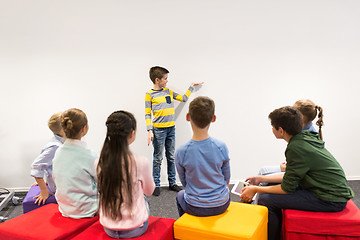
[97,110,154,239]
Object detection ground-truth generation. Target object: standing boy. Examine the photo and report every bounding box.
[145,66,203,196]
[175,96,231,217]
[241,106,354,240]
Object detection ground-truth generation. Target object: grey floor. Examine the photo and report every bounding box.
[1,180,359,222]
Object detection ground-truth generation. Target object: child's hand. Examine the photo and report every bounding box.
[245,176,261,186]
[147,130,154,146]
[280,162,286,172]
[240,186,257,202]
[191,82,204,87]
[34,189,53,206]
[31,180,47,187]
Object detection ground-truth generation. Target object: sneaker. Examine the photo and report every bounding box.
[169,184,182,192]
[152,187,160,196]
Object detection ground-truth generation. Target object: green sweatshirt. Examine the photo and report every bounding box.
[281,131,354,203]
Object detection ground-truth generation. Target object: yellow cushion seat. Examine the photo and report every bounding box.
[174,201,268,240]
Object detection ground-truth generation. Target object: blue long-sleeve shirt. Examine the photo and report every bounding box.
[175,137,230,208]
[30,134,65,192]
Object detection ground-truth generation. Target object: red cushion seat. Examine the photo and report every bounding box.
[282,199,360,240]
[72,216,176,240]
[0,203,98,240]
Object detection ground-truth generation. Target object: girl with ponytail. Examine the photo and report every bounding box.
[97,111,155,239]
[293,99,324,140]
[53,108,98,218]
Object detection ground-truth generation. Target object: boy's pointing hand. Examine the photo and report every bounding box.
[191,82,204,87]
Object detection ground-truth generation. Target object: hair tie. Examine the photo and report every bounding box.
[63,117,73,129]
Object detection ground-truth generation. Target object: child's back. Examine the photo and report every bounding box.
[31,135,63,192]
[98,154,154,230]
[175,96,230,217]
[52,108,98,219]
[53,141,98,218]
[31,112,65,205]
[176,137,230,207]
[97,111,155,239]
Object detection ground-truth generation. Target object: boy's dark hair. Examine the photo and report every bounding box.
[268,106,303,136]
[189,96,215,129]
[149,66,169,83]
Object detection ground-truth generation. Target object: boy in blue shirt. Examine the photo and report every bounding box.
[175,96,231,217]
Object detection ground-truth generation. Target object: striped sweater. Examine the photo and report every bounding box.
[145,86,194,130]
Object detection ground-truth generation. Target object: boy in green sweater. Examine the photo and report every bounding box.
[241,106,353,240]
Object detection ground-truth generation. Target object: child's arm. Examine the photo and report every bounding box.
[245,173,284,185]
[141,156,156,196]
[190,82,204,87]
[172,82,204,103]
[221,144,231,185]
[222,159,231,185]
[147,130,153,146]
[175,152,186,187]
[280,162,287,172]
[89,153,99,180]
[145,93,153,145]
[31,145,58,203]
[240,184,287,202]
[33,177,53,205]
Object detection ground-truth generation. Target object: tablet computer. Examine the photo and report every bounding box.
[231,180,257,201]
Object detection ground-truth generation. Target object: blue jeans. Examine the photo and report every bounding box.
[152,126,176,187]
[258,188,347,240]
[176,190,231,217]
[103,199,150,239]
[258,165,282,176]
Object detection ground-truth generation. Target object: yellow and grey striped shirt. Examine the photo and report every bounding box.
[145,87,193,130]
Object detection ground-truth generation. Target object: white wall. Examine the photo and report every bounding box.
[1,0,359,190]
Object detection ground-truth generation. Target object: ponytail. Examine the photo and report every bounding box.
[315,105,324,140]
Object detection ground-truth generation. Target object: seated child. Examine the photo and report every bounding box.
[30,112,65,205]
[175,96,231,217]
[53,108,98,218]
[258,99,324,177]
[241,106,353,240]
[96,111,155,239]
